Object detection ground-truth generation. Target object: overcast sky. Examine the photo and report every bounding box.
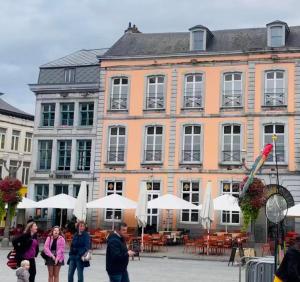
[0,0,299,114]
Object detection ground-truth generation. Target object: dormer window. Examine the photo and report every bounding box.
[267,21,289,48]
[189,25,213,51]
[270,26,284,47]
[192,30,204,51]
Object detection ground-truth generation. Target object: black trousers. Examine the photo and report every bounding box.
[27,258,36,282]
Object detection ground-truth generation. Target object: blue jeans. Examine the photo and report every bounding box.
[68,258,84,282]
[108,271,130,282]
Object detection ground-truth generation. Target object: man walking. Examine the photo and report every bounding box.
[106,222,135,282]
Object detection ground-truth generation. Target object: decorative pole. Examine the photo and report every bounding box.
[272,134,279,272]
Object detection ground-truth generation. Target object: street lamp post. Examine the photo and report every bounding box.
[1,153,23,247]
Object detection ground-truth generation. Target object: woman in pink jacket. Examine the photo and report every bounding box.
[44,226,65,282]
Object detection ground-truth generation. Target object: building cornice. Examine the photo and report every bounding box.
[99,48,300,62]
[29,83,100,94]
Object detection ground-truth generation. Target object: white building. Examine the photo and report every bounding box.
[0,96,34,184]
[0,96,34,227]
[29,49,106,229]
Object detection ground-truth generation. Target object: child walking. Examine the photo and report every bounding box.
[16,260,30,282]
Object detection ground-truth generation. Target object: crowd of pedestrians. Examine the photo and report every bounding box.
[10,220,133,282]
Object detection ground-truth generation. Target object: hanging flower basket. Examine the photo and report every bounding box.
[239,177,267,231]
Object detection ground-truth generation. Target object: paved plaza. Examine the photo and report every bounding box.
[0,249,241,282]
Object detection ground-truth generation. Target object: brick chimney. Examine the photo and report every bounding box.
[125,22,141,33]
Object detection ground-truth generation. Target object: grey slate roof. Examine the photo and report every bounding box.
[41,49,107,68]
[0,97,34,120]
[103,26,300,58]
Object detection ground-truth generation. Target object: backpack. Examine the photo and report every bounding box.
[7,249,18,269]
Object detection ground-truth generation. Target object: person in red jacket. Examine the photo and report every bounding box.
[43,226,66,282]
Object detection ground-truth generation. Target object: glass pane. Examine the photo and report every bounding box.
[185,126,192,134]
[275,125,284,133]
[266,72,274,79]
[224,125,232,134]
[264,125,274,134]
[233,125,240,134]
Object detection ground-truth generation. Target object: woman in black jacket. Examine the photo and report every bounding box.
[67,221,90,282]
[13,222,39,282]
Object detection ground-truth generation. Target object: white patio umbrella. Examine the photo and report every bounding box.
[148,194,198,231]
[213,194,240,233]
[73,181,87,222]
[201,181,214,255]
[17,197,38,209]
[35,194,77,227]
[87,194,137,229]
[286,203,300,217]
[135,182,148,250]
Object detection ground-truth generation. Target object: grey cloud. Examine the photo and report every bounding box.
[1,0,300,114]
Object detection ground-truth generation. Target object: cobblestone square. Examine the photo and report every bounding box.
[0,249,241,282]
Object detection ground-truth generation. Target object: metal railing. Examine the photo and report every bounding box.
[146,96,164,109]
[183,95,202,108]
[264,88,285,106]
[222,151,241,162]
[144,150,162,162]
[182,150,201,162]
[110,97,128,110]
[222,90,242,107]
[107,150,125,163]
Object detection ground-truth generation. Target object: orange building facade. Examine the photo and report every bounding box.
[94,21,300,238]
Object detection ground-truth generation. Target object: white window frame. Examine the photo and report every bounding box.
[264,70,286,106]
[38,140,52,171]
[144,126,163,163]
[110,77,129,110]
[21,162,30,185]
[107,127,126,163]
[41,103,55,127]
[146,181,161,228]
[0,128,6,150]
[11,130,20,151]
[222,72,243,108]
[269,26,284,47]
[64,68,75,83]
[221,181,240,225]
[60,103,74,126]
[182,125,201,163]
[57,140,72,171]
[190,29,206,51]
[146,76,165,110]
[105,181,123,222]
[180,180,200,224]
[77,140,92,171]
[222,124,241,163]
[24,132,33,153]
[183,74,203,108]
[263,124,285,164]
[79,102,94,126]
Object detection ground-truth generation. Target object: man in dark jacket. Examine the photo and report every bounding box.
[275,236,300,282]
[106,222,135,282]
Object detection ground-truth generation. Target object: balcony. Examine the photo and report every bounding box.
[264,88,286,107]
[110,97,128,110]
[107,150,125,163]
[182,150,201,163]
[183,95,202,108]
[144,150,162,162]
[146,96,164,110]
[222,151,241,163]
[222,90,242,108]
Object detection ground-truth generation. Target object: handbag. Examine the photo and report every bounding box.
[81,250,92,262]
[7,250,18,269]
[40,250,50,260]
